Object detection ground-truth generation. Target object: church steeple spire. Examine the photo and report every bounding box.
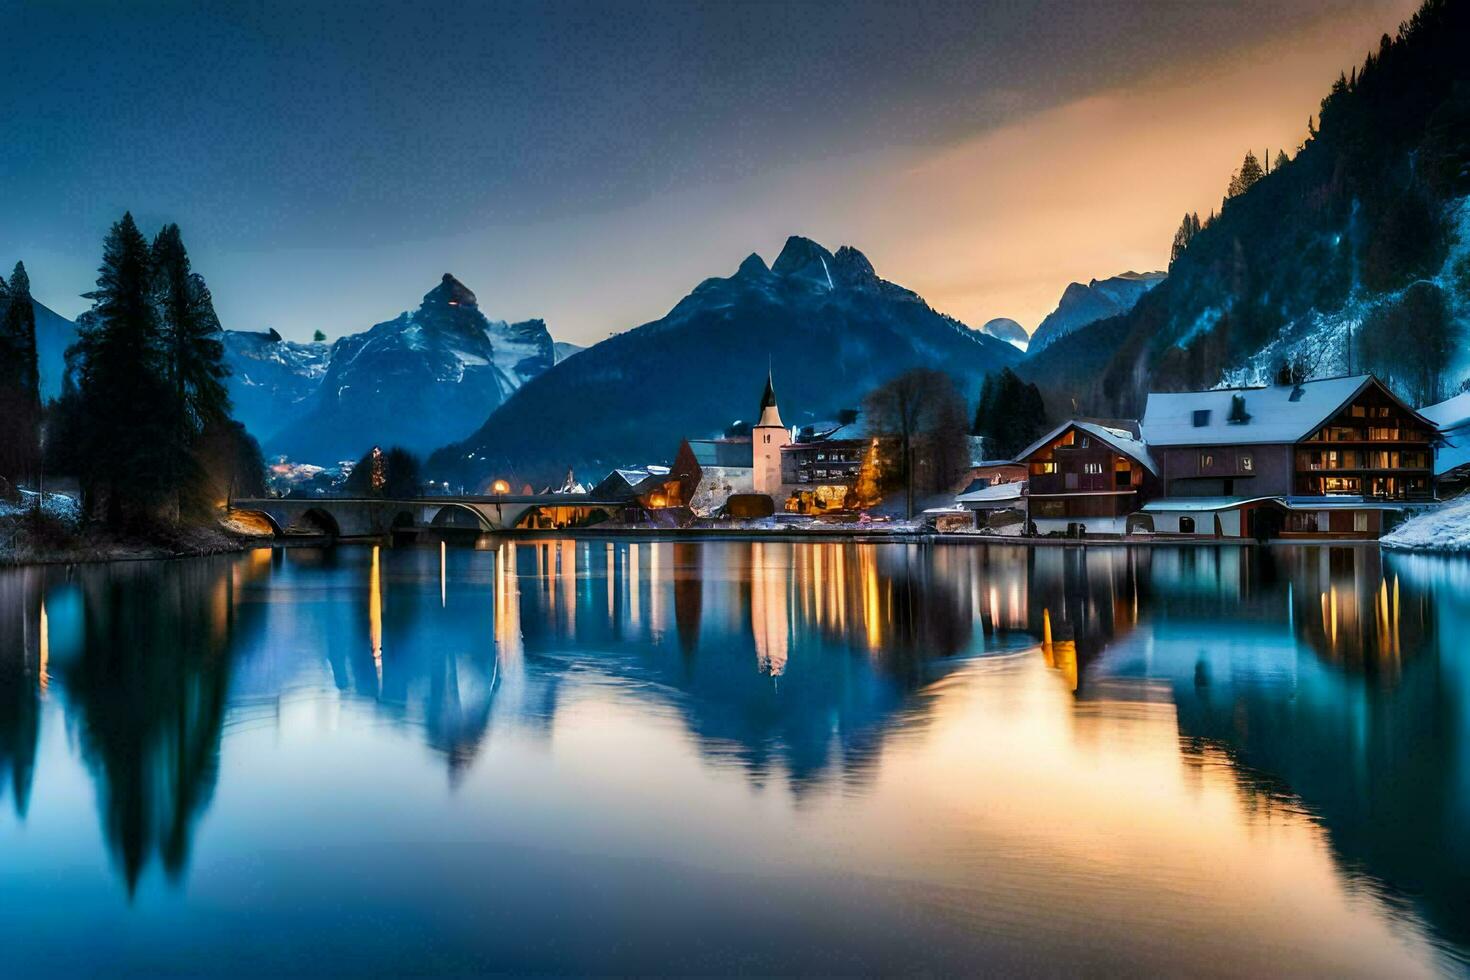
[756,369,783,427]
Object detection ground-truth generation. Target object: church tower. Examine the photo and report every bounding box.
[752,370,791,498]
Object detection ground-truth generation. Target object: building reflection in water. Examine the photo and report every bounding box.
[0,537,1466,965]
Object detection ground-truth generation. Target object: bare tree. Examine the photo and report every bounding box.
[863,369,969,519]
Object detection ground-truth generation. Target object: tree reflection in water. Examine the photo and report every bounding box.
[0,567,43,818]
[0,537,1466,965]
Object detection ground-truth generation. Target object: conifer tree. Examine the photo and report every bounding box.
[69,213,174,527]
[151,224,230,513]
[1227,151,1265,198]
[1274,149,1289,172]
[1170,212,1202,266]
[0,261,41,485]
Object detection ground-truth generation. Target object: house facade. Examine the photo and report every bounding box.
[1018,421,1159,535]
[1140,375,1437,538]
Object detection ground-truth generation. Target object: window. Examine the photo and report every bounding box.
[1033,500,1065,518]
[1031,461,1058,475]
[1192,410,1211,428]
[1199,453,1214,470]
[1353,512,1369,533]
[1079,437,1090,448]
[1180,516,1196,533]
[1239,454,1253,472]
[1083,462,1103,475]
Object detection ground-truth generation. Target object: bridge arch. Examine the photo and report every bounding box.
[230,508,285,537]
[429,503,495,532]
[296,507,342,538]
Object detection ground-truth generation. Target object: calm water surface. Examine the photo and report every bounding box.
[2,539,1468,975]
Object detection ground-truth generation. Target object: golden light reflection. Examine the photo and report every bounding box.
[561,539,577,634]
[370,544,383,689]
[750,542,790,677]
[860,545,881,652]
[37,598,48,695]
[494,541,523,671]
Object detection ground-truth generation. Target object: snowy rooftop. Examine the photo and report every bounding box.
[1014,420,1157,475]
[1420,389,1470,432]
[1141,496,1278,512]
[1141,375,1374,447]
[955,481,1024,507]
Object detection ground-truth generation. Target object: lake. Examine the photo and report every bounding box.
[2,538,1467,975]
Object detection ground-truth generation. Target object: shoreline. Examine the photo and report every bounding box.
[10,524,1456,566]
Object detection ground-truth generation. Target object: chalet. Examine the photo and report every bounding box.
[781,419,867,514]
[1017,420,1159,535]
[1418,389,1470,495]
[1139,375,1436,538]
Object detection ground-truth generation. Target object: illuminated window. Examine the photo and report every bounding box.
[1083,462,1103,474]
[1354,512,1369,532]
[1199,453,1214,469]
[1240,454,1253,471]
[1031,461,1058,475]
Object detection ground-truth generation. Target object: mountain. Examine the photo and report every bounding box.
[270,274,555,463]
[978,317,1029,349]
[1027,0,1470,413]
[221,329,331,446]
[1026,272,1165,353]
[553,341,584,363]
[428,236,1022,489]
[34,300,78,401]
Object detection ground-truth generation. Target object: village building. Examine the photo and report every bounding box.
[1418,388,1470,496]
[752,371,791,497]
[1016,420,1159,535]
[1139,375,1437,538]
[781,419,867,515]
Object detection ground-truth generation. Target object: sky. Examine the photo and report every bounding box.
[0,0,1422,344]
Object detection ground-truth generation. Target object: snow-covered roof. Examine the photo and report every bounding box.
[1420,389,1470,432]
[1434,439,1470,477]
[955,481,1024,508]
[1141,375,1387,446]
[1014,420,1156,475]
[1141,496,1278,513]
[1282,496,1417,511]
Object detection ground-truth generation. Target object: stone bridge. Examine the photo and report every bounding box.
[231,495,625,538]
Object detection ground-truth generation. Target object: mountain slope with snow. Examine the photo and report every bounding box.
[222,329,332,446]
[1025,0,1470,416]
[978,317,1029,349]
[428,236,1021,488]
[271,274,555,462]
[1027,272,1165,353]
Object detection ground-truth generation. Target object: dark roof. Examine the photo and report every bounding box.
[759,371,778,413]
[688,438,754,468]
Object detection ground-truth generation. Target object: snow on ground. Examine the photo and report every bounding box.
[1381,496,1470,552]
[0,490,80,524]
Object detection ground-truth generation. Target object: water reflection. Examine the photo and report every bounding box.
[0,539,1466,969]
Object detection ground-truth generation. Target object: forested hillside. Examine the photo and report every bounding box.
[1023,0,1470,412]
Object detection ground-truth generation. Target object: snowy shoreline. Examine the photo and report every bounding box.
[1380,496,1470,553]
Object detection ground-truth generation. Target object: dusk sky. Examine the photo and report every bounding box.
[1,0,1419,345]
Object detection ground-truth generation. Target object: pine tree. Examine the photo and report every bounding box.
[1274,149,1289,172]
[1227,151,1265,198]
[70,213,174,527]
[1170,212,1202,266]
[151,224,230,516]
[972,368,1048,461]
[312,329,327,342]
[0,261,41,485]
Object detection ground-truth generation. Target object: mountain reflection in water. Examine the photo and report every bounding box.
[0,539,1466,974]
